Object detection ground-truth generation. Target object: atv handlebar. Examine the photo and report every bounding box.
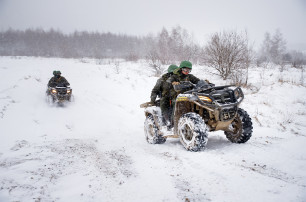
[173,81,195,92]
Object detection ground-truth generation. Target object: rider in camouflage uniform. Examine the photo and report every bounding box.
[150,64,179,125]
[167,61,200,107]
[48,70,70,88]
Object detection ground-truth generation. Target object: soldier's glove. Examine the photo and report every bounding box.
[172,82,180,86]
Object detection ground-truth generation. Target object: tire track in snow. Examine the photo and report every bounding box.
[157,151,211,201]
[0,96,15,119]
[0,139,137,201]
[239,161,306,188]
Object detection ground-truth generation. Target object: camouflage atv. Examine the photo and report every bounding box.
[140,80,253,151]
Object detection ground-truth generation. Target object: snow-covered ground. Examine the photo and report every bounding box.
[0,56,305,202]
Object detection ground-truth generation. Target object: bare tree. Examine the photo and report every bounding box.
[257,29,287,66]
[145,26,201,68]
[169,26,201,63]
[144,35,164,76]
[202,30,253,82]
[145,46,164,76]
[157,28,171,64]
[290,50,306,68]
[270,29,286,65]
[257,32,272,65]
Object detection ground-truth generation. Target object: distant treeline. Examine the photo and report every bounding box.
[0,27,202,64]
[0,28,151,59]
[1,27,305,71]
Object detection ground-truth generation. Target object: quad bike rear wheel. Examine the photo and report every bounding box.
[144,114,166,144]
[225,108,253,143]
[178,112,208,152]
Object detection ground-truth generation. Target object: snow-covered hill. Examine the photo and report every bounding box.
[0,56,305,202]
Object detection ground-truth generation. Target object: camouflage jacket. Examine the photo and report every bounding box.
[166,69,200,99]
[150,73,173,102]
[48,76,70,88]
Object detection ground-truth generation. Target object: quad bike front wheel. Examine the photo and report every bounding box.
[46,94,55,105]
[144,114,166,144]
[178,112,208,152]
[68,94,75,102]
[225,108,253,143]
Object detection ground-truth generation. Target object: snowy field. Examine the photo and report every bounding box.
[0,56,306,202]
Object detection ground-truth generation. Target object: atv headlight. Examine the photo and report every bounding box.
[51,89,57,93]
[198,96,212,102]
[67,89,71,93]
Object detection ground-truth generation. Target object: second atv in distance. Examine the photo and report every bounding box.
[141,80,253,151]
[46,84,73,105]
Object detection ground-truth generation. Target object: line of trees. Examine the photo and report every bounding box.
[1,27,305,83]
[0,27,202,63]
[257,29,306,68]
[0,28,148,59]
[145,26,201,75]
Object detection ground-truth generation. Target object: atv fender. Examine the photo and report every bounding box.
[144,106,162,123]
[144,106,164,135]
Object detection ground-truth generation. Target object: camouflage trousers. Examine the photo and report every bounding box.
[160,96,172,125]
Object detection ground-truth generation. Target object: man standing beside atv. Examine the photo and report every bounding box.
[150,64,179,126]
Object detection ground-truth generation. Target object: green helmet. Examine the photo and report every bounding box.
[53,70,61,76]
[167,64,179,73]
[179,61,192,69]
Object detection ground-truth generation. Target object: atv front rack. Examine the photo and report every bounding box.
[184,85,244,109]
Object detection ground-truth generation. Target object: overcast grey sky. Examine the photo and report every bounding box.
[0,0,305,49]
